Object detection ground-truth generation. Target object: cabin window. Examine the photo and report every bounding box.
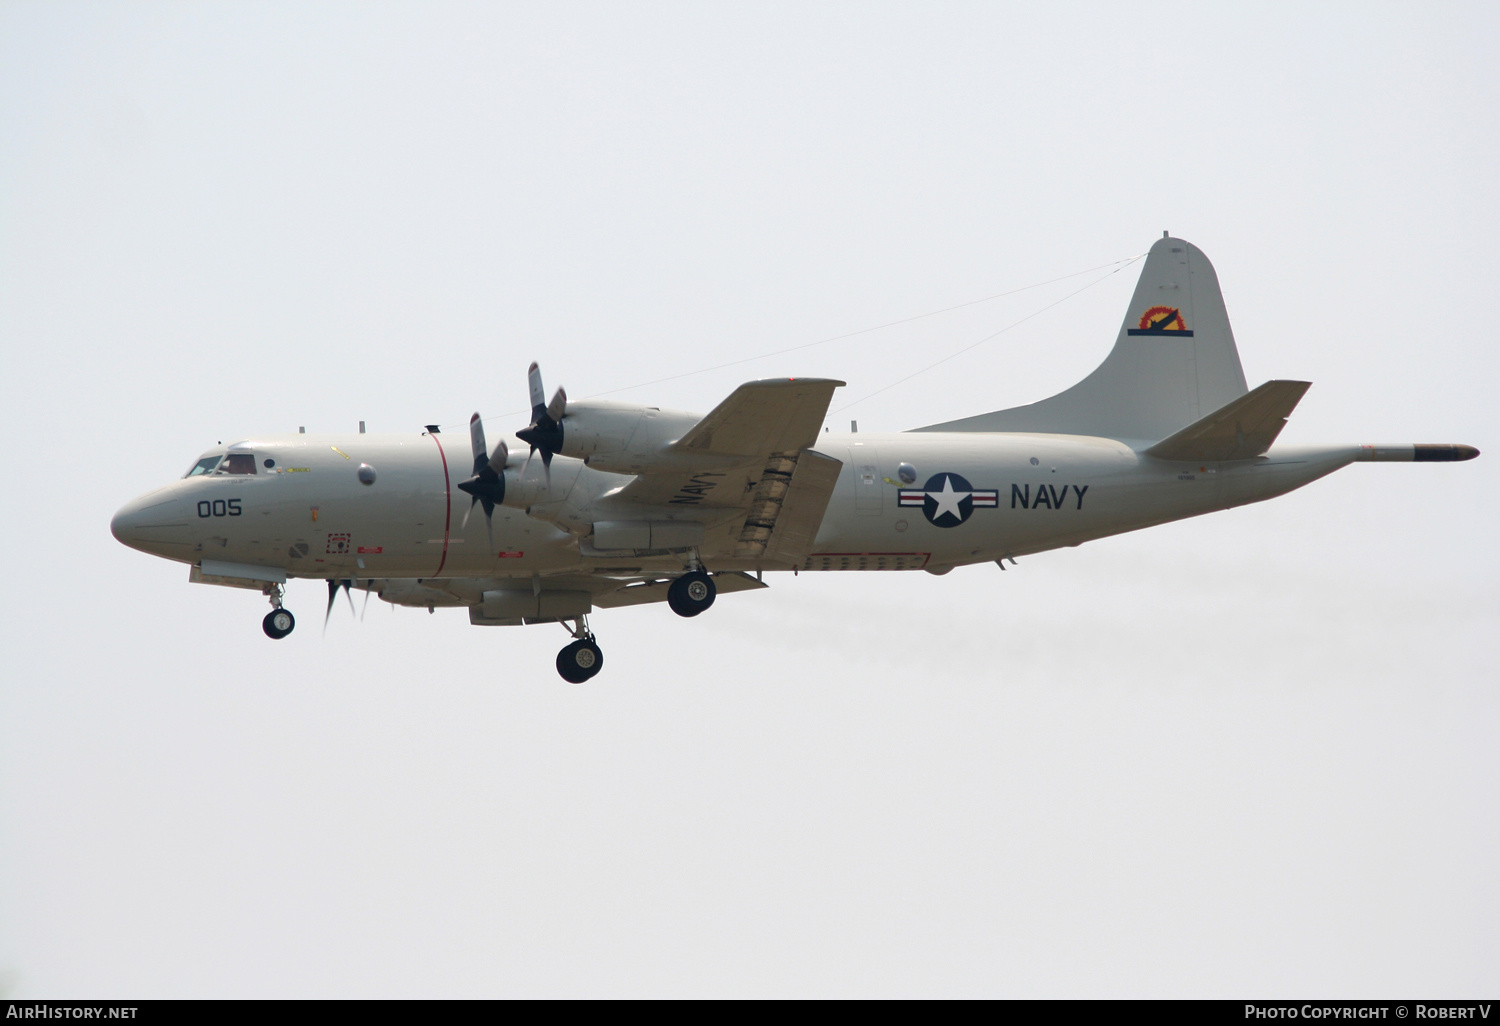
[185,455,222,477]
[221,453,257,475]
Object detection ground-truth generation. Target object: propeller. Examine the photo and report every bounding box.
[515,362,566,481]
[456,412,509,542]
[324,578,355,633]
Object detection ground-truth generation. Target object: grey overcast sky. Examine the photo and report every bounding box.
[1,1,1496,998]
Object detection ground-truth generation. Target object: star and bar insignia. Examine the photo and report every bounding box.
[897,472,998,528]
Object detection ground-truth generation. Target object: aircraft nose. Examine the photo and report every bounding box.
[111,490,189,551]
[109,501,141,549]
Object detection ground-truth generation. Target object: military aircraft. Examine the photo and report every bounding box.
[111,235,1478,682]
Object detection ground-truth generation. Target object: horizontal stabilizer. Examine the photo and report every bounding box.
[673,378,844,457]
[1145,379,1311,462]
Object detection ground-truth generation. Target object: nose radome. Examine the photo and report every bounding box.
[112,495,155,547]
[111,490,188,550]
[109,504,132,545]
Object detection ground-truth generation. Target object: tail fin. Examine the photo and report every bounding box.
[914,235,1249,442]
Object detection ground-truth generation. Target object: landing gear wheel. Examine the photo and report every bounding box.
[667,571,716,617]
[263,608,295,640]
[556,638,604,684]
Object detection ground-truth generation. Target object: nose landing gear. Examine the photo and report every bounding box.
[556,615,604,683]
[263,608,296,639]
[262,584,295,639]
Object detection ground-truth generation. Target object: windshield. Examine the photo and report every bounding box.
[184,455,222,477]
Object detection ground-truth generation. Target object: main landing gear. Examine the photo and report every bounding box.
[262,584,295,640]
[667,569,716,617]
[556,615,604,684]
[551,566,717,681]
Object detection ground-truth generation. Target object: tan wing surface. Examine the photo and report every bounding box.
[673,378,844,457]
[608,378,845,564]
[614,378,844,508]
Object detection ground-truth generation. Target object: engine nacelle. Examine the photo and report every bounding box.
[471,588,592,625]
[591,520,705,551]
[553,400,701,474]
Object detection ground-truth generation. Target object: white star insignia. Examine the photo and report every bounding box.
[928,475,970,521]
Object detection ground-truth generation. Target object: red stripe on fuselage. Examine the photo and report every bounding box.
[427,432,451,576]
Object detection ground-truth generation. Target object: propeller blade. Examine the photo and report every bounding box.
[462,496,498,549]
[324,578,340,633]
[343,579,356,616]
[528,362,546,416]
[457,427,506,530]
[468,413,489,475]
[518,363,564,481]
[361,580,373,621]
[487,439,508,476]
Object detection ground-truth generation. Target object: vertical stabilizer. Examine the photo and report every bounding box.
[914,236,1249,442]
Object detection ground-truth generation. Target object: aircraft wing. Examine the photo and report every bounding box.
[608,378,845,562]
[1144,379,1311,462]
[672,377,844,457]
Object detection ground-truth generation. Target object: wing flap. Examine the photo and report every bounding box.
[752,449,843,563]
[1144,379,1311,462]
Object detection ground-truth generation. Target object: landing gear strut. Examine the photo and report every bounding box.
[262,584,295,639]
[556,615,604,683]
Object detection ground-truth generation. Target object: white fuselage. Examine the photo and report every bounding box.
[111,429,1361,580]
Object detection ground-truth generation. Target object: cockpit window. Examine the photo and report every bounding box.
[221,453,257,475]
[185,455,222,478]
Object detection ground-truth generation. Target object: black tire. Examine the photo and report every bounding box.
[667,571,717,617]
[263,608,295,640]
[556,639,604,683]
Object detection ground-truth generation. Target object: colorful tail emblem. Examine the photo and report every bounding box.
[1127,306,1194,336]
